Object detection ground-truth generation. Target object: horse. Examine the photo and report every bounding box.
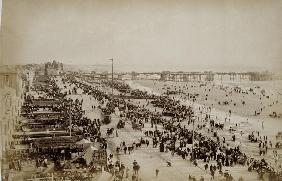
[136,143,141,148]
[107,128,114,137]
[116,147,120,154]
[167,161,172,167]
[117,120,125,129]
[133,164,140,176]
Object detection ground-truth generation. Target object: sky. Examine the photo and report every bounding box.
[0,0,282,72]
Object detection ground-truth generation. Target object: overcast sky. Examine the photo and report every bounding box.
[1,0,282,72]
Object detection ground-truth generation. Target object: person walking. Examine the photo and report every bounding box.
[156,168,159,177]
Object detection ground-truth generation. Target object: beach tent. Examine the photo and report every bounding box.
[76,138,92,144]
[76,139,92,149]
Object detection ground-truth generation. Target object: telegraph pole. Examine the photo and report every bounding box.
[69,102,72,137]
[109,58,114,97]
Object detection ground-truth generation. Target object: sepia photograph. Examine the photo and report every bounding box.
[0,0,282,180]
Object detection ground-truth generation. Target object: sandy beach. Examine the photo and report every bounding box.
[126,79,282,169]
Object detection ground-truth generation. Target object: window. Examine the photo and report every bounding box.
[4,75,9,86]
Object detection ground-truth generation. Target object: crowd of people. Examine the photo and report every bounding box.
[8,68,281,181]
[6,73,116,180]
[77,74,282,181]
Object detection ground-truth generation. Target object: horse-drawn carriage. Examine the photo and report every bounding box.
[276,132,282,140]
[275,142,282,149]
[270,112,282,118]
[132,122,142,131]
[102,114,111,124]
[106,128,115,137]
[150,100,165,108]
[162,111,176,117]
[237,154,247,165]
[117,120,125,129]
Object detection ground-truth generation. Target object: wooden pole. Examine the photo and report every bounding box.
[69,102,72,137]
[112,59,114,97]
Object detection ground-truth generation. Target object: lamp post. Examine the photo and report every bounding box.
[191,116,195,159]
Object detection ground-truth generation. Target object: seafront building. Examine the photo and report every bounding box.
[0,66,24,159]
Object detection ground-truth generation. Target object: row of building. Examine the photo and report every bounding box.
[0,65,25,160]
[78,71,280,82]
